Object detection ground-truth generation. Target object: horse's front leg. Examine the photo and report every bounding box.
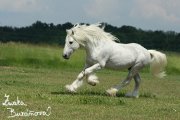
[65,70,85,93]
[66,63,102,93]
[85,62,99,86]
[87,73,99,86]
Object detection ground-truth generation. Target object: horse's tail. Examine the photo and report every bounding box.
[148,50,167,78]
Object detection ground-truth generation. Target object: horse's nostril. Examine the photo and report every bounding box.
[63,54,66,58]
[63,54,69,59]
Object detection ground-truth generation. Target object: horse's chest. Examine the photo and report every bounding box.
[86,56,99,65]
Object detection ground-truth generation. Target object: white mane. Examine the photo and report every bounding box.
[70,23,120,46]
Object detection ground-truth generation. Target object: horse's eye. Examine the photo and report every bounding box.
[69,41,73,44]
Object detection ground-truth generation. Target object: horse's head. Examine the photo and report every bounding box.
[63,28,80,59]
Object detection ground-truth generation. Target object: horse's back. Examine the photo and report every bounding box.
[125,43,151,65]
[105,42,147,69]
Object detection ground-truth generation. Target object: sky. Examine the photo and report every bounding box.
[0,0,180,32]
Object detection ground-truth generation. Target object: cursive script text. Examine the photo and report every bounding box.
[7,107,51,118]
[2,94,27,106]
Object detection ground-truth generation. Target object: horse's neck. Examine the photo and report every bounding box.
[84,40,99,56]
[84,40,111,57]
[84,43,97,56]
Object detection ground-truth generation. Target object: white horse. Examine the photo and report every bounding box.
[62,23,167,98]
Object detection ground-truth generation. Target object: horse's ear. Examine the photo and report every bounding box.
[66,29,70,34]
[66,29,72,35]
[74,23,79,27]
[66,29,74,35]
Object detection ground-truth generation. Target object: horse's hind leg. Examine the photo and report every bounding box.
[106,62,143,97]
[125,73,141,98]
[106,71,133,97]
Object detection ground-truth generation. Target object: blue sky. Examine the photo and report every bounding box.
[0,0,180,32]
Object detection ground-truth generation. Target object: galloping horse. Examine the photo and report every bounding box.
[63,23,167,98]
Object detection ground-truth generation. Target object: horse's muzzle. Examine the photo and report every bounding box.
[62,54,69,59]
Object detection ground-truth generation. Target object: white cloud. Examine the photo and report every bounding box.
[0,0,47,13]
[0,0,180,32]
[84,0,120,21]
[130,0,180,23]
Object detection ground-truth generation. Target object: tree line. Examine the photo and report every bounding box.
[0,21,179,52]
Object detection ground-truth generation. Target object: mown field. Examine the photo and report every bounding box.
[0,43,179,120]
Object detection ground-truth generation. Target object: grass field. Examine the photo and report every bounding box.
[0,43,180,120]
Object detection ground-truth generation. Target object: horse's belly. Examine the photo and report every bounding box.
[105,59,135,70]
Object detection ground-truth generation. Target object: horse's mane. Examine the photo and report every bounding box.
[70,23,120,46]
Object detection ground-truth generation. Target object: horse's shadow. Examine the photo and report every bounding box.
[51,90,125,97]
[51,91,157,98]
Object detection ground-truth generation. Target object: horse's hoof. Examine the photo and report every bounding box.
[106,88,118,97]
[65,85,76,93]
[125,92,139,98]
[87,81,98,86]
[87,75,99,86]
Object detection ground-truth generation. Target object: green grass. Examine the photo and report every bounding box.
[0,42,180,74]
[0,42,85,70]
[0,42,180,120]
